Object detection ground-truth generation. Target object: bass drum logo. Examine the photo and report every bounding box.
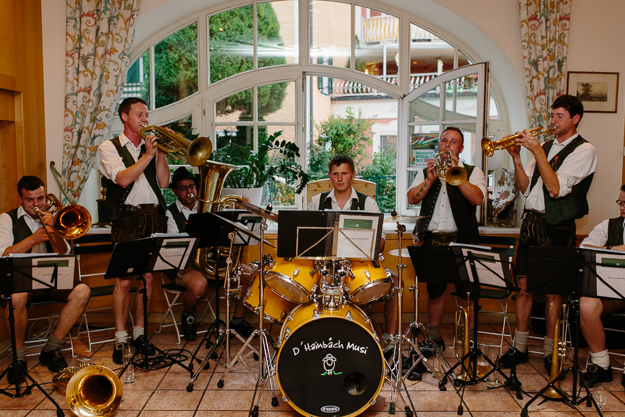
[321,405,340,413]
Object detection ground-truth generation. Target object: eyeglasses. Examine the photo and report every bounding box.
[177,184,197,192]
[616,200,625,207]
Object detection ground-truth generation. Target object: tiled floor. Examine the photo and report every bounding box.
[0,320,624,417]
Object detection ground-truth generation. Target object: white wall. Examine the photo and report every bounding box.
[41,0,625,233]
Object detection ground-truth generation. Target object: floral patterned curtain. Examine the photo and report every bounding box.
[61,0,140,203]
[519,0,571,129]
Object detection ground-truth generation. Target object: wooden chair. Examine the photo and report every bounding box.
[306,178,377,206]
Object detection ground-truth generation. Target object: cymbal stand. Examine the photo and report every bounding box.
[385,221,419,416]
[251,216,281,416]
[214,231,260,387]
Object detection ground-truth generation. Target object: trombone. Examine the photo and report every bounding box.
[435,150,467,186]
[481,126,555,157]
[34,193,92,254]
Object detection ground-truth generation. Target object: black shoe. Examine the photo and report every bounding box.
[498,347,529,369]
[132,335,156,355]
[544,355,552,373]
[230,320,255,338]
[112,342,127,365]
[419,336,445,358]
[181,313,197,341]
[582,364,613,388]
[7,360,26,385]
[39,348,68,372]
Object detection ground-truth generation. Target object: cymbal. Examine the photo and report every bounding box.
[236,200,279,223]
[387,248,411,258]
[383,214,430,223]
[212,212,276,248]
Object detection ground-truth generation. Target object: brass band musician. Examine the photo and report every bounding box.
[0,176,90,384]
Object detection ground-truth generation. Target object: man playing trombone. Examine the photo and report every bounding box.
[499,95,597,371]
[99,97,170,364]
[578,184,625,388]
[407,126,486,352]
[0,176,90,384]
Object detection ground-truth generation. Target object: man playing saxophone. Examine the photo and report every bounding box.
[0,176,90,384]
[99,97,170,364]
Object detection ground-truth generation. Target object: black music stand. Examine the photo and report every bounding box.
[105,235,198,375]
[521,246,616,417]
[0,255,76,416]
[409,244,520,414]
[185,211,265,392]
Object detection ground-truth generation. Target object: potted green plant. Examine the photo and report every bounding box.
[211,130,309,205]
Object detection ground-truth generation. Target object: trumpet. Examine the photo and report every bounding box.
[34,193,92,254]
[481,126,555,157]
[435,150,467,186]
[138,125,213,166]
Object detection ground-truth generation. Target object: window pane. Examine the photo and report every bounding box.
[409,23,454,91]
[266,126,298,208]
[443,73,479,119]
[154,23,198,108]
[216,88,253,122]
[355,7,399,86]
[259,81,294,121]
[123,50,150,106]
[258,1,298,68]
[209,6,254,83]
[410,86,441,122]
[310,1,351,68]
[215,125,254,158]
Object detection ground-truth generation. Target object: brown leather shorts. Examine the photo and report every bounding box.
[111,204,167,243]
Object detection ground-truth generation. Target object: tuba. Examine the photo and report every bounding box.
[34,193,92,254]
[193,160,245,280]
[138,125,213,165]
[54,360,123,417]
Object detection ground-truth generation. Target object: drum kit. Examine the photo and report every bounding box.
[192,201,434,417]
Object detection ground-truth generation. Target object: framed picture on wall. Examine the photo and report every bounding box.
[567,71,619,113]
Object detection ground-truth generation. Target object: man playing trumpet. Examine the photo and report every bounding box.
[500,95,597,371]
[407,126,486,352]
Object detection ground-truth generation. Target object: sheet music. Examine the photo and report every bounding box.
[336,214,379,259]
[594,252,625,299]
[32,256,75,290]
[153,237,197,271]
[460,247,506,288]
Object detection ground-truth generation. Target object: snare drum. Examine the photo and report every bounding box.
[346,260,393,304]
[243,275,296,324]
[276,303,384,417]
[264,258,319,304]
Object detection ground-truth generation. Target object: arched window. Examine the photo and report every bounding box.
[116,0,506,216]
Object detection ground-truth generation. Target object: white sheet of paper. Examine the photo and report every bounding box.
[32,256,75,290]
[460,247,506,288]
[336,214,379,260]
[153,237,196,271]
[595,253,625,299]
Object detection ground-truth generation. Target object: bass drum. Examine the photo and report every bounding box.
[264,258,319,304]
[276,303,384,417]
[243,274,296,324]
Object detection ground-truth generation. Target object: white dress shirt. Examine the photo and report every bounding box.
[411,162,487,233]
[99,132,162,206]
[166,200,197,234]
[0,206,70,255]
[522,133,597,213]
[580,218,625,248]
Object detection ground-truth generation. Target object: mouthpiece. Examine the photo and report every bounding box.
[188,193,195,199]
